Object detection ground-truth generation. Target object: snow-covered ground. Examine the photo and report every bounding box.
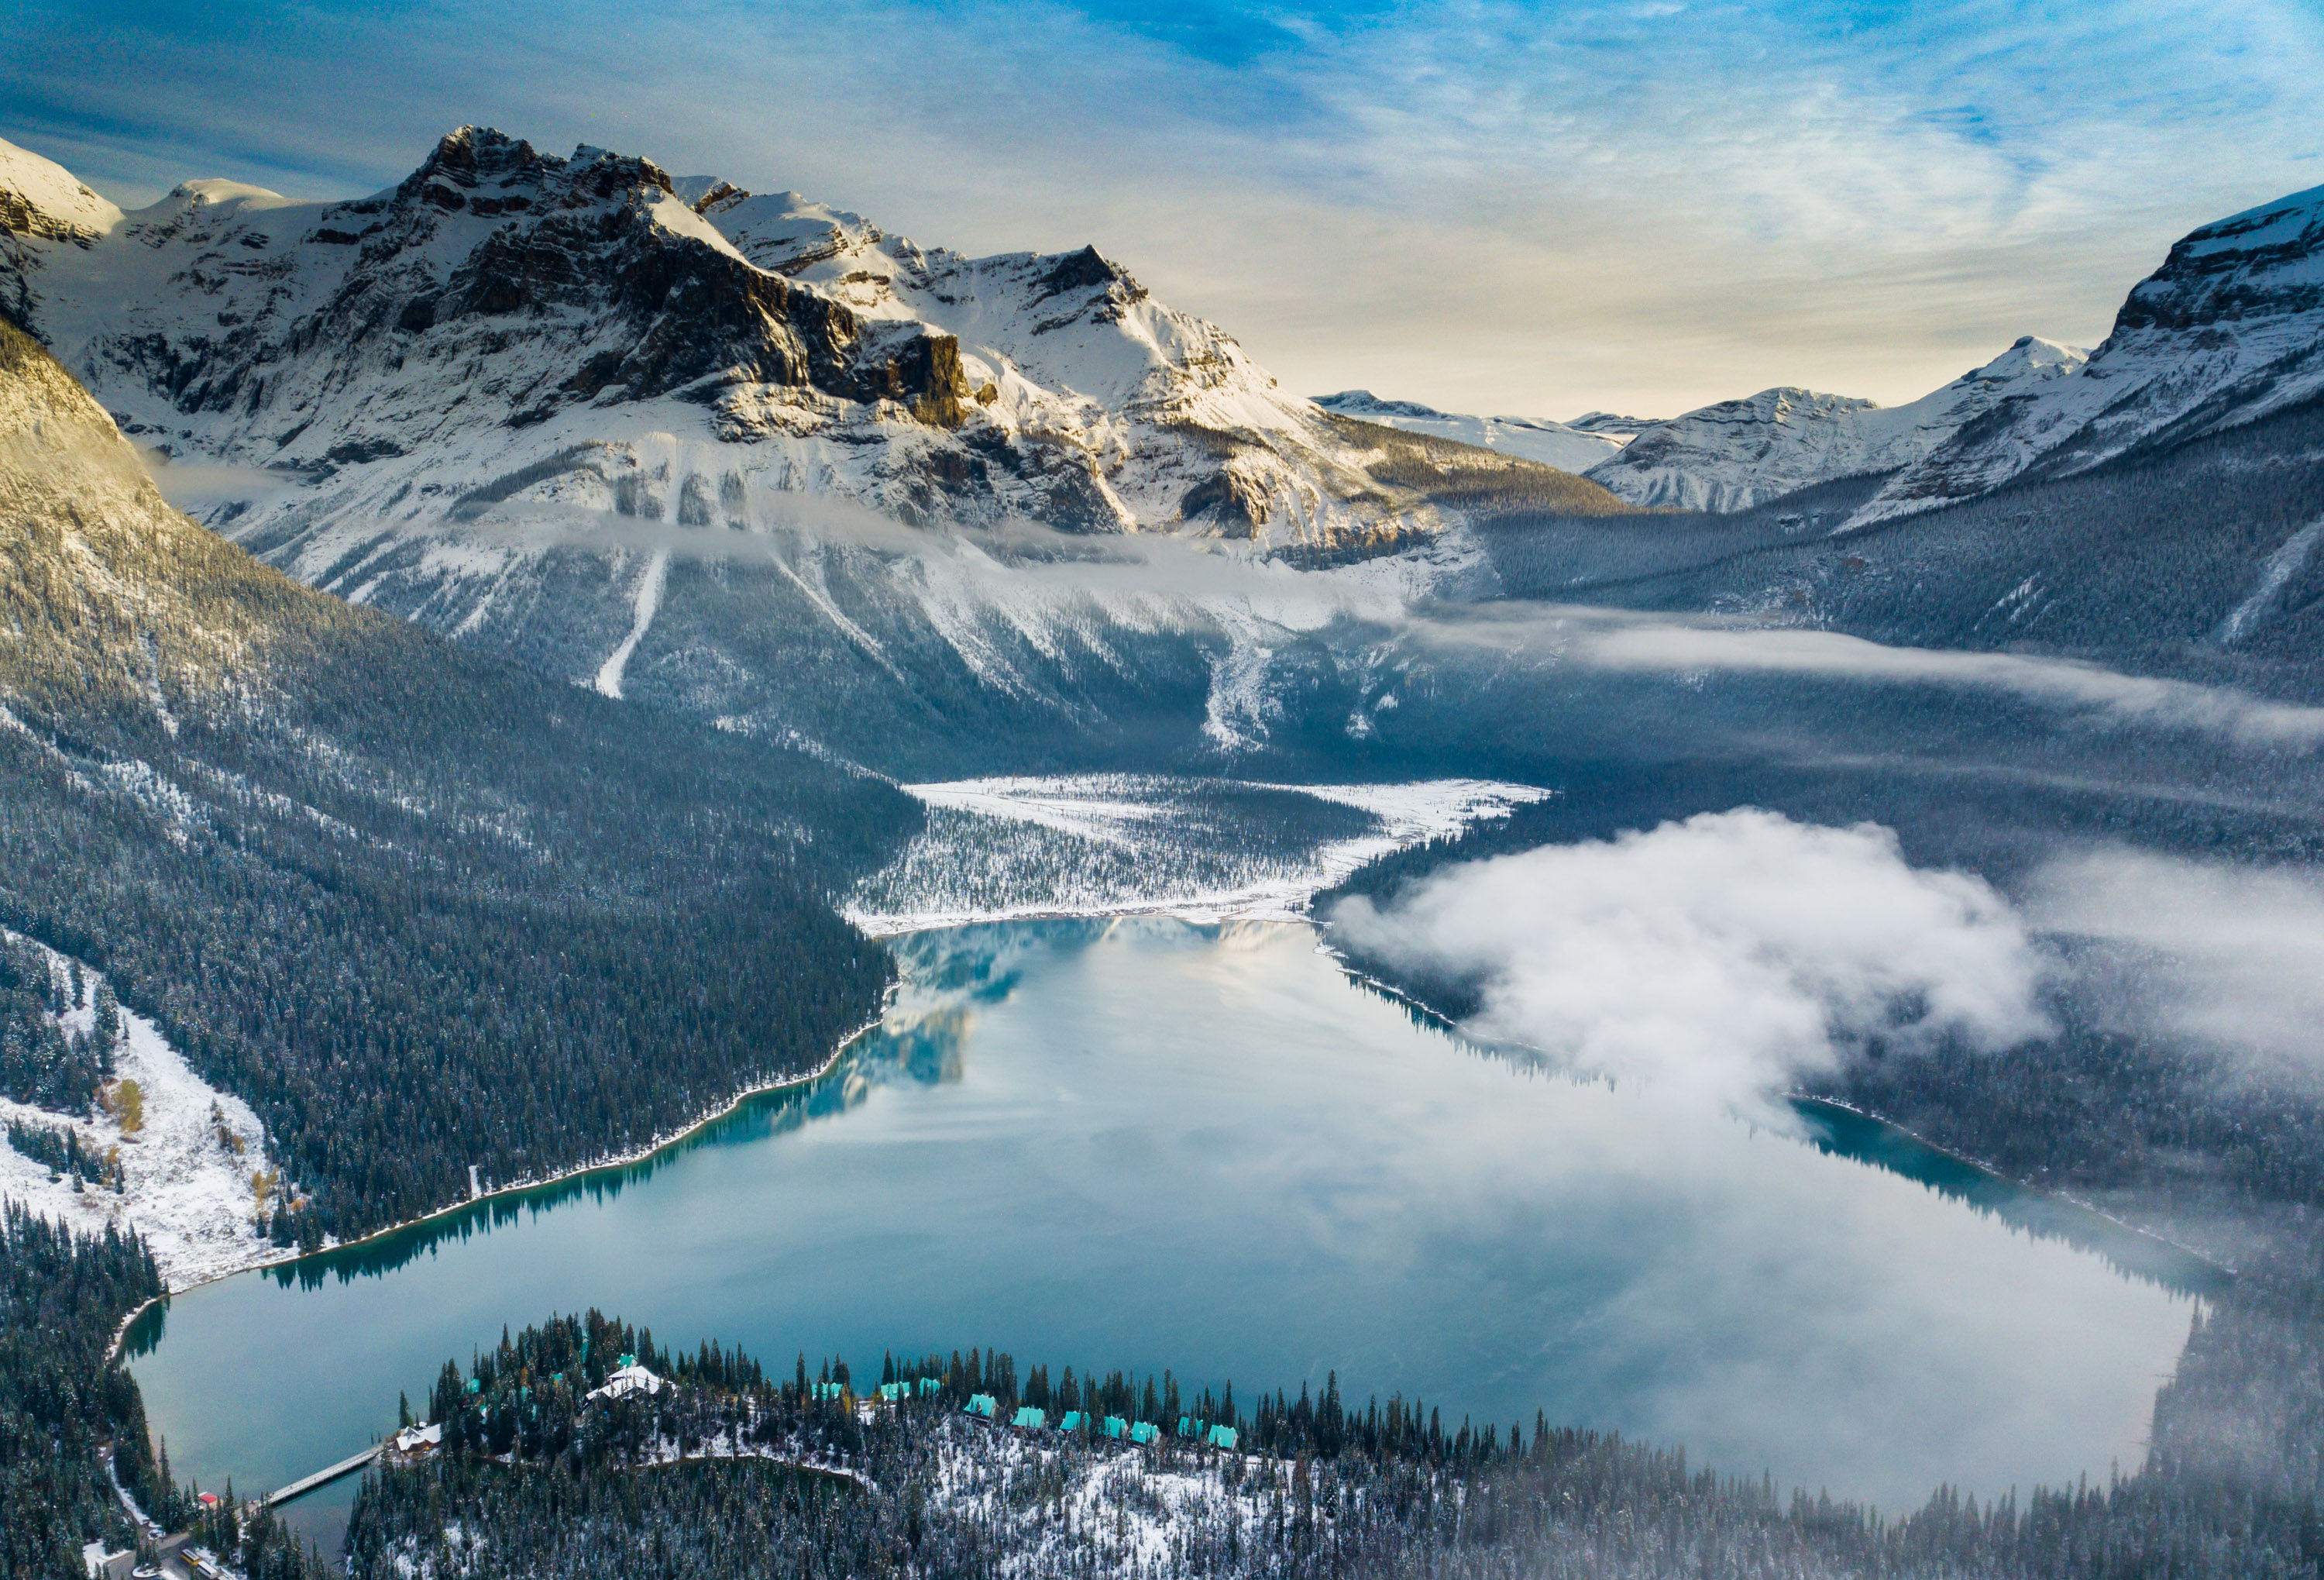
[0,931,292,1289]
[845,776,1546,935]
[924,1415,1318,1573]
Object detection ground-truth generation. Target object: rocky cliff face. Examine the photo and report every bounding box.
[1583,338,2088,513]
[3,127,1626,765]
[18,129,966,478]
[0,126,1481,561]
[1849,184,2324,525]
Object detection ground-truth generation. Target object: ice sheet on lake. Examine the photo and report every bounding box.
[845,776,1547,935]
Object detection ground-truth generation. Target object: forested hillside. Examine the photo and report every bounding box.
[1475,391,2324,690]
[335,1311,2322,1578]
[0,315,920,1244]
[0,1205,173,1575]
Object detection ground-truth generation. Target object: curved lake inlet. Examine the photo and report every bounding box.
[129,918,2202,1553]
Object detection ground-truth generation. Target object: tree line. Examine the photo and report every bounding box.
[346,1311,2324,1578]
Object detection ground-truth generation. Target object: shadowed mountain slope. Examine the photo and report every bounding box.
[0,315,916,1242]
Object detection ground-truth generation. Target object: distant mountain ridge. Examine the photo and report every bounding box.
[1851,184,2324,524]
[1573,336,2089,513]
[1328,184,2324,526]
[1310,391,1627,474]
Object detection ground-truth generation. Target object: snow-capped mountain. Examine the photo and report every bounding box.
[1311,391,1625,474]
[1582,337,2088,513]
[0,127,1629,770]
[1851,184,2324,525]
[1,127,1501,557]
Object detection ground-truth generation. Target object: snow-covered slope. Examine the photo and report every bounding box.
[0,127,1629,766]
[0,931,289,1289]
[0,136,123,348]
[1852,184,2324,525]
[1583,337,2088,512]
[1311,391,1624,473]
[1,126,1472,559]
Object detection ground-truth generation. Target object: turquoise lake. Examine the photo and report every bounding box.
[126,918,2206,1553]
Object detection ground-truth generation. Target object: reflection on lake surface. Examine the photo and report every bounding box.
[132,917,2196,1547]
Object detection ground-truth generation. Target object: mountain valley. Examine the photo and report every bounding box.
[5,97,2324,1580]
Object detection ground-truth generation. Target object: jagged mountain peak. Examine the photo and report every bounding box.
[5,123,1463,552]
[1583,342,2088,514]
[0,134,122,243]
[3,124,1627,756]
[2116,183,2324,333]
[1848,185,2324,527]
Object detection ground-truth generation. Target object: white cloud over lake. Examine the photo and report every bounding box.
[1331,808,2050,1116]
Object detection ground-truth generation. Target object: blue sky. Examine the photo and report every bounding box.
[8,0,2321,415]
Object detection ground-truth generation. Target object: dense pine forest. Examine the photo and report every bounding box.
[0,1203,175,1575]
[332,1311,2323,1579]
[0,315,923,1243]
[0,931,110,1112]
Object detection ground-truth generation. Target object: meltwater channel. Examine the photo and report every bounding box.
[127,918,2212,1554]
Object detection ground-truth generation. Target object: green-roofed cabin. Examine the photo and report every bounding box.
[1102,1415,1127,1439]
[1129,1421,1159,1444]
[1012,1406,1047,1430]
[878,1382,906,1401]
[1206,1424,1239,1450]
[967,1392,998,1418]
[1060,1410,1085,1431]
[1176,1416,1195,1437]
[919,1377,940,1395]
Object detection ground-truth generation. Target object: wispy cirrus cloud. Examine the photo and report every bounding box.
[8,0,2320,415]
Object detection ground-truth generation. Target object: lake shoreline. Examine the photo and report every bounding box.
[1316,936,2236,1288]
[107,1000,892,1368]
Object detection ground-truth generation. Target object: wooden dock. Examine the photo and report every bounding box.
[266,1445,380,1506]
